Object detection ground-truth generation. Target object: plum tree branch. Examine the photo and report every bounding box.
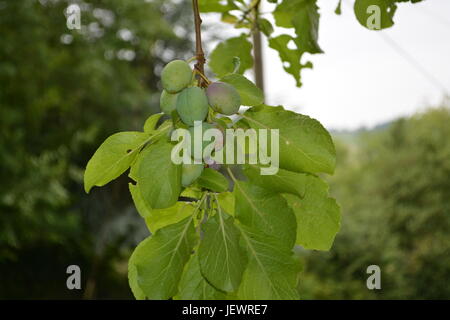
[251,0,265,93]
[192,0,207,87]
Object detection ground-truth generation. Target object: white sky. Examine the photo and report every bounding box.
[264,0,450,130]
[205,0,450,130]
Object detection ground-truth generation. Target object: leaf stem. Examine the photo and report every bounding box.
[226,166,238,183]
[195,192,209,235]
[194,69,211,85]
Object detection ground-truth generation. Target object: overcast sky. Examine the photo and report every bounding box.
[262,0,450,130]
[205,0,450,130]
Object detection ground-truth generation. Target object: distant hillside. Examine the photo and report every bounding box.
[330,120,393,144]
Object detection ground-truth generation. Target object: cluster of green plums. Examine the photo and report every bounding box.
[159,59,241,188]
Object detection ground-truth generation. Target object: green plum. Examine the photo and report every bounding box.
[176,87,209,126]
[206,82,241,115]
[161,60,192,93]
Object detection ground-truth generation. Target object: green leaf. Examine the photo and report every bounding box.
[130,181,197,233]
[232,56,241,74]
[145,201,196,234]
[181,187,203,200]
[217,191,235,216]
[129,143,152,182]
[129,183,152,219]
[354,0,396,30]
[143,113,164,133]
[175,252,227,300]
[199,0,237,13]
[242,163,317,197]
[244,105,336,174]
[198,206,247,292]
[128,245,147,300]
[237,226,301,300]
[138,140,182,209]
[221,12,239,24]
[273,0,322,52]
[131,216,197,300]
[197,168,229,192]
[209,35,253,77]
[233,179,297,248]
[84,131,149,193]
[258,18,274,37]
[335,0,342,15]
[285,192,341,251]
[269,34,312,87]
[242,164,341,251]
[220,73,264,106]
[271,0,322,86]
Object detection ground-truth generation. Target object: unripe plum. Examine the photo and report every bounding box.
[161,60,192,93]
[206,82,241,115]
[160,90,179,114]
[181,163,204,187]
[176,87,209,126]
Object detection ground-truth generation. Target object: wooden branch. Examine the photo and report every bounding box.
[192,0,207,87]
[251,0,265,92]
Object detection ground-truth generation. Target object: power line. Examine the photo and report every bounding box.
[377,31,449,95]
[342,0,448,96]
[420,7,450,31]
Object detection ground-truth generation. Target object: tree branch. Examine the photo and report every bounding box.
[192,0,207,87]
[251,0,264,92]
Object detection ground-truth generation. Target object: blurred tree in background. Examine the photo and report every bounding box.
[1,0,449,300]
[300,104,450,299]
[0,0,193,299]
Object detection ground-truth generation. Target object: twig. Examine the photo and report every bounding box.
[239,0,262,24]
[251,0,265,92]
[192,0,207,87]
[194,69,211,85]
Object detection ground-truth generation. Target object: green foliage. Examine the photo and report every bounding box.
[181,164,204,187]
[198,210,247,292]
[233,180,297,247]
[82,0,425,301]
[2,0,426,300]
[209,35,254,77]
[197,168,229,192]
[176,252,227,300]
[0,0,194,298]
[144,113,165,133]
[137,139,182,209]
[237,226,301,300]
[131,217,198,300]
[145,202,197,234]
[84,132,149,193]
[84,59,340,298]
[243,164,341,250]
[354,0,424,30]
[220,74,264,106]
[243,105,336,174]
[203,0,423,86]
[300,106,450,299]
